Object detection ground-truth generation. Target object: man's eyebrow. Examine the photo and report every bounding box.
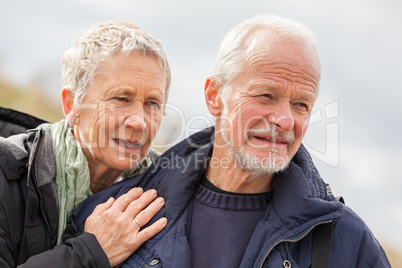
[106,87,137,95]
[147,95,163,102]
[147,89,165,100]
[247,82,280,91]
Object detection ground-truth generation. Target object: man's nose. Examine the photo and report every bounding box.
[266,102,294,132]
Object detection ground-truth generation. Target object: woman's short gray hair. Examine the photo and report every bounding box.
[211,14,321,99]
[62,20,171,106]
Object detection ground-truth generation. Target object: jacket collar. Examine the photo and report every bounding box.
[272,145,340,229]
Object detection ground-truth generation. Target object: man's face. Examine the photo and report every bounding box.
[74,52,166,173]
[217,31,320,176]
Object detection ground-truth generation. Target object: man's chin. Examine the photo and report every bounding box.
[234,149,290,172]
[244,160,291,177]
[245,147,287,160]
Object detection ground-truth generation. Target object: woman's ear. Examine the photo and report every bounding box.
[204,77,223,116]
[61,88,78,125]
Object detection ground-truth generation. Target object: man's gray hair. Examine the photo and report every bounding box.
[211,14,321,99]
[62,20,171,106]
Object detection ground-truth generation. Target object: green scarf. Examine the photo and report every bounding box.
[50,120,92,244]
[50,119,153,244]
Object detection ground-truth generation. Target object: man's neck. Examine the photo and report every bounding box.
[205,142,274,194]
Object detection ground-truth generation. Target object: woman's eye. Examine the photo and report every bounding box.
[114,97,128,102]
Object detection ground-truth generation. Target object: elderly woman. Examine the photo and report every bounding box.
[0,21,170,267]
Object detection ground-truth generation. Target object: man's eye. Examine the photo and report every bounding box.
[146,101,160,108]
[257,94,273,102]
[261,94,272,98]
[296,102,308,109]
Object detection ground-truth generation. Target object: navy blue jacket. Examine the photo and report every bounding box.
[70,127,390,267]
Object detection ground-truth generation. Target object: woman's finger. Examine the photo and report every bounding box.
[91,197,115,216]
[133,196,165,228]
[124,189,158,218]
[136,217,168,244]
[112,187,144,212]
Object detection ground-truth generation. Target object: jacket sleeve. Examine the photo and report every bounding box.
[0,230,15,268]
[369,247,392,268]
[17,232,111,268]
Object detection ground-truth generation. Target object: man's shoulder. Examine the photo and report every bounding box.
[331,203,390,266]
[148,148,161,163]
[70,128,216,233]
[334,202,372,234]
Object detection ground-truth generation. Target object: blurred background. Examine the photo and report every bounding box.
[1,0,401,265]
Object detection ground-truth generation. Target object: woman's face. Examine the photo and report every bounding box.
[73,52,166,174]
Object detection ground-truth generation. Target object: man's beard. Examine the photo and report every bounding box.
[220,117,295,178]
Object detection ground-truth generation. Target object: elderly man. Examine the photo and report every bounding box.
[70,15,390,267]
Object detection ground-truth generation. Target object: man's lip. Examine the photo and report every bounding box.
[112,138,141,149]
[252,135,288,144]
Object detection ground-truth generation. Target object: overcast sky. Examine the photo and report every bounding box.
[1,0,402,251]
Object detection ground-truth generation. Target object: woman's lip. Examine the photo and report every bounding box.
[112,138,141,149]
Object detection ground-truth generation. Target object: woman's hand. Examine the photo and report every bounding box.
[84,187,167,267]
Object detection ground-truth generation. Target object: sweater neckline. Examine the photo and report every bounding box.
[195,177,272,211]
[201,176,272,196]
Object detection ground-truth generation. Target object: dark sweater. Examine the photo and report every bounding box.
[189,178,271,268]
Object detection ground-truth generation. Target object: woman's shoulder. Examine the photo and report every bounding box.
[0,133,30,182]
[0,107,51,181]
[0,106,47,138]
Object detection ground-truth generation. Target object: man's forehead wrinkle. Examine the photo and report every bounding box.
[270,64,319,88]
[243,59,319,89]
[243,31,320,84]
[243,52,260,75]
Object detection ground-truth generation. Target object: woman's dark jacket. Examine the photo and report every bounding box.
[0,107,110,267]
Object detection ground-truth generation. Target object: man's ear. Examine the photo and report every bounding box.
[61,88,77,125]
[204,77,223,116]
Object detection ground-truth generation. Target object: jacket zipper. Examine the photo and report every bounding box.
[258,220,333,268]
[32,166,52,249]
[28,129,52,250]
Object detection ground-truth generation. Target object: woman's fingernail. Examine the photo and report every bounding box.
[135,187,143,193]
[157,197,165,204]
[149,189,157,196]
